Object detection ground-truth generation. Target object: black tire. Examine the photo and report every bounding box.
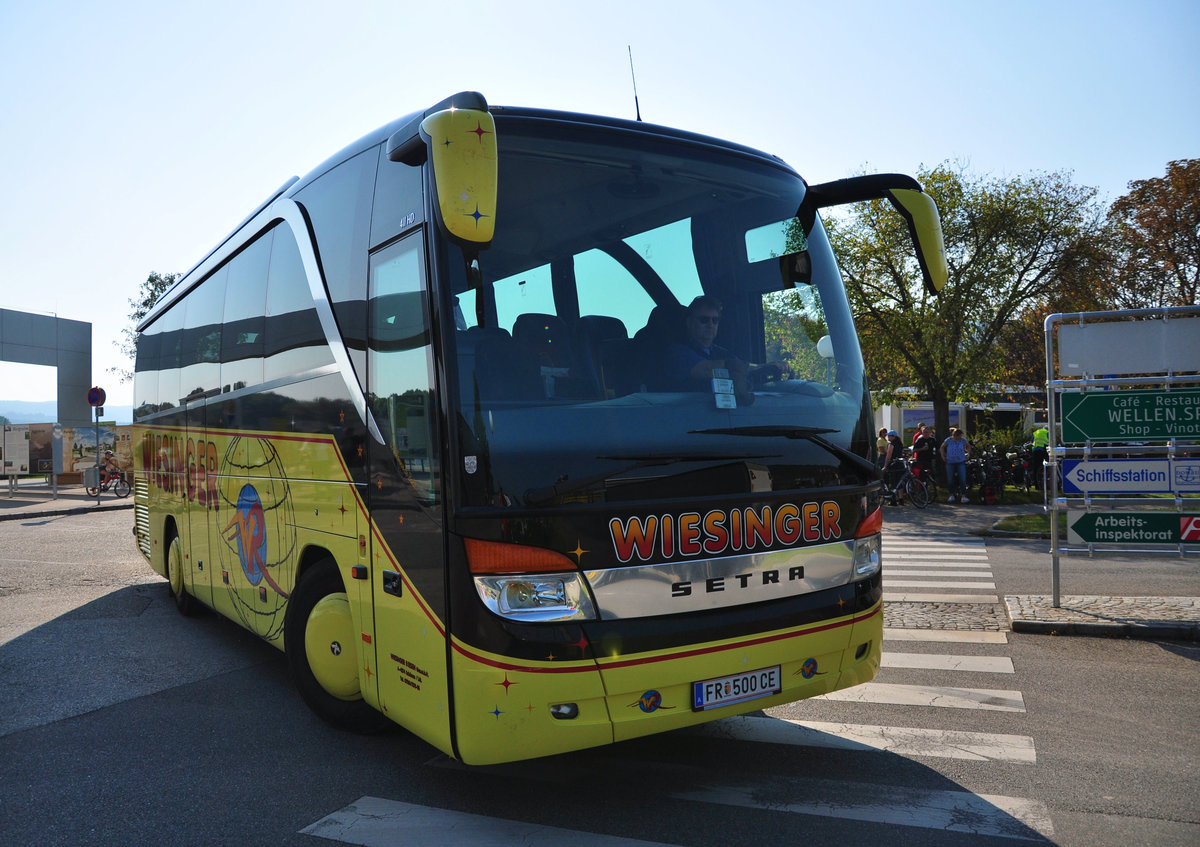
[285,558,390,733]
[166,530,197,616]
[904,476,930,509]
[113,477,131,498]
[85,486,99,497]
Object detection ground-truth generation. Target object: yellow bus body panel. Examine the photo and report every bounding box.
[597,603,881,744]
[448,602,881,765]
[450,643,613,766]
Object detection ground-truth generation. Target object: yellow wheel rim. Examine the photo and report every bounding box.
[168,536,185,597]
[304,593,361,700]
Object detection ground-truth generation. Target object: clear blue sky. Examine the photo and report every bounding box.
[1,0,1196,410]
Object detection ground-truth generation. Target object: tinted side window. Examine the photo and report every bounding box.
[264,225,335,383]
[180,269,226,400]
[294,148,376,385]
[155,305,183,410]
[221,232,271,392]
[368,233,437,504]
[133,324,159,420]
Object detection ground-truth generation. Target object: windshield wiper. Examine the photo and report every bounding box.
[689,426,879,478]
[523,452,778,505]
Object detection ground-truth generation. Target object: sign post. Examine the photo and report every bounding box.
[1046,306,1200,608]
[88,386,105,505]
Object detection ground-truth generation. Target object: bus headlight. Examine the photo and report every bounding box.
[852,534,881,579]
[474,573,597,622]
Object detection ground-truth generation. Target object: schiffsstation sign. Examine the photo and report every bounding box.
[1061,458,1200,495]
[1060,387,1200,443]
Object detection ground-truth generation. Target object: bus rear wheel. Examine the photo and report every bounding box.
[166,531,196,616]
[285,558,389,733]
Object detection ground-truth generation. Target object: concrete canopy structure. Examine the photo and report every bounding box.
[0,308,92,426]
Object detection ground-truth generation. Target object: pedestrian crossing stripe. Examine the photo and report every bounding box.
[882,652,1014,673]
[697,714,1035,762]
[817,682,1025,711]
[301,796,678,846]
[673,779,1053,841]
[878,587,998,599]
[888,566,998,573]
[886,579,997,589]
[884,627,1008,643]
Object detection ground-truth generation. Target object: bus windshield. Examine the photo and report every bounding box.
[444,120,871,508]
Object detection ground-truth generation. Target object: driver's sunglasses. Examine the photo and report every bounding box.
[693,314,720,325]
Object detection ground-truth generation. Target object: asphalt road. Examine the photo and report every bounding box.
[1,510,1197,846]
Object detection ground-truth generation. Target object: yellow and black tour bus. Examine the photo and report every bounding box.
[133,91,947,765]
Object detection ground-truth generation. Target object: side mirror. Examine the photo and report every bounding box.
[804,174,948,295]
[386,92,498,247]
[420,107,498,246]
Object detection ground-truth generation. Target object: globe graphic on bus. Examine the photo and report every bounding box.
[217,436,297,641]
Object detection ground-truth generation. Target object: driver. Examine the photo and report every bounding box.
[664,295,785,392]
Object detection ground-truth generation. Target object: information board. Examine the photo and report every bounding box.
[1061,458,1200,495]
[1068,511,1200,546]
[1060,388,1200,443]
[2,424,31,475]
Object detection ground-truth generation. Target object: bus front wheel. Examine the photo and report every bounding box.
[285,558,389,733]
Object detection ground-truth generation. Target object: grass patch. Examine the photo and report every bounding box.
[991,512,1068,535]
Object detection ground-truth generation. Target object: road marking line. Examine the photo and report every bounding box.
[884,627,1008,643]
[700,714,1036,762]
[816,682,1025,711]
[884,592,999,603]
[673,779,1053,840]
[301,796,678,846]
[885,580,997,589]
[888,566,998,573]
[882,652,1014,673]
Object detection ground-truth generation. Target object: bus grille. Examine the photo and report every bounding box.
[134,477,152,559]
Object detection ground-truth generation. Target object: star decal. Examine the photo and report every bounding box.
[469,121,491,143]
[490,705,503,719]
[496,673,515,694]
[573,633,591,656]
[569,541,589,564]
[466,204,489,226]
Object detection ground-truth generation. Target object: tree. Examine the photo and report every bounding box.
[1107,158,1200,309]
[110,272,177,383]
[828,164,1105,441]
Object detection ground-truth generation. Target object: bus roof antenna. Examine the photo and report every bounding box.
[628,46,642,122]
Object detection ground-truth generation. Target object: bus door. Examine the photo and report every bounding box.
[364,232,453,751]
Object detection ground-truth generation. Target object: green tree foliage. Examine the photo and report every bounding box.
[110,271,177,383]
[1107,158,1200,308]
[828,164,1105,439]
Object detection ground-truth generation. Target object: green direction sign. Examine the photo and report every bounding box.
[1068,511,1200,545]
[1060,388,1200,443]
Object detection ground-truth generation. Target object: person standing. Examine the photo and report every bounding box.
[1031,425,1050,490]
[876,427,889,468]
[913,425,937,483]
[940,427,970,503]
[882,430,906,503]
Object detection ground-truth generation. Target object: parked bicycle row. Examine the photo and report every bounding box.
[877,425,1054,509]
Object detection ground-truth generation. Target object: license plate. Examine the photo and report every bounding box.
[692,665,782,711]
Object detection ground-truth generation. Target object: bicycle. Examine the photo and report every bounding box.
[882,458,930,508]
[87,469,131,498]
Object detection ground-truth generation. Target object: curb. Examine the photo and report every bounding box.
[1011,619,1200,641]
[0,503,133,522]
